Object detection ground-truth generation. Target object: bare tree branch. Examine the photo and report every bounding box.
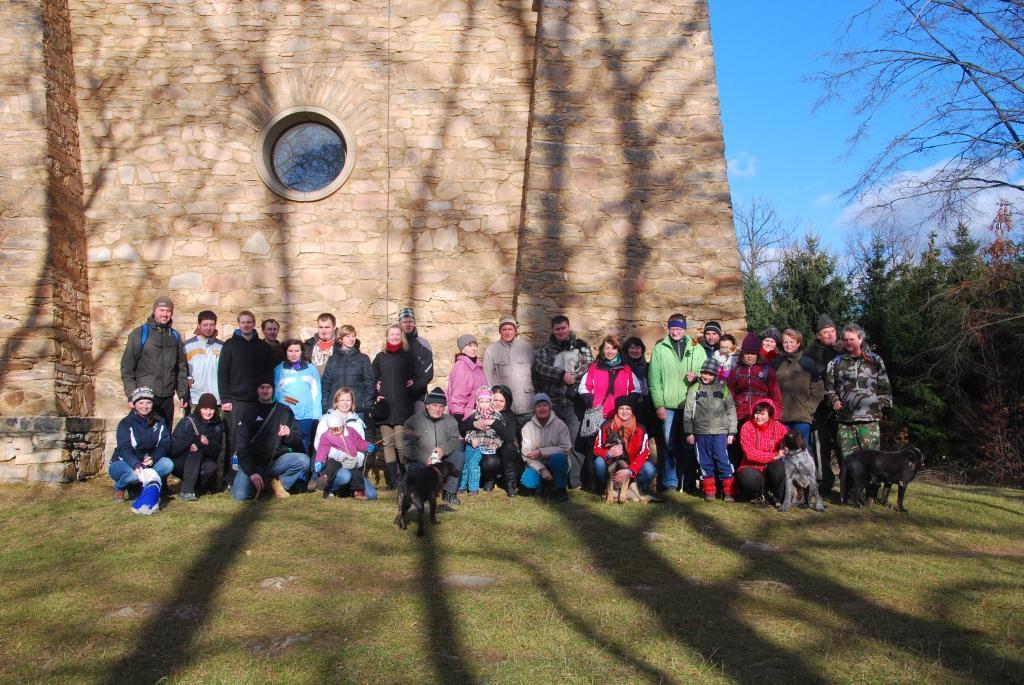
[814,0,1024,216]
[734,197,796,283]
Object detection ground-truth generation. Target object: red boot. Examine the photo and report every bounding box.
[702,477,717,502]
[721,477,736,503]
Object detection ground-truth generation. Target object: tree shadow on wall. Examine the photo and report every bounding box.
[515,1,722,341]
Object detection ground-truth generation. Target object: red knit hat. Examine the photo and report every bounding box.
[741,332,761,354]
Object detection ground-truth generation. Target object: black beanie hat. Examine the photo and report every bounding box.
[425,387,447,407]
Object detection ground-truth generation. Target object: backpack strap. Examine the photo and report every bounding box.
[187,416,200,437]
[140,325,179,351]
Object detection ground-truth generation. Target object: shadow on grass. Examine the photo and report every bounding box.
[412,529,477,685]
[541,492,1024,682]
[549,499,829,684]
[98,502,265,684]
[673,496,1024,680]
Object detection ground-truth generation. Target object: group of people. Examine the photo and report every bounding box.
[112,297,893,512]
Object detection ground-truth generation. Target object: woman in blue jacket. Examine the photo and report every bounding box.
[109,386,173,501]
[274,339,323,452]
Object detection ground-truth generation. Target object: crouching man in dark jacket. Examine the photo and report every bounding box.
[231,379,309,500]
[402,387,465,507]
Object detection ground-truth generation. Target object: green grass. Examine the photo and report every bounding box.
[0,479,1021,684]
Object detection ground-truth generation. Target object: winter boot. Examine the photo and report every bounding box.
[503,463,518,497]
[702,477,718,502]
[721,476,737,502]
[384,461,400,490]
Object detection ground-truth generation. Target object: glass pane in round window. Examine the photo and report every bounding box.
[271,122,346,193]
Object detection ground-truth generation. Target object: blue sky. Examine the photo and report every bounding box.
[705,2,1021,252]
[709,3,886,249]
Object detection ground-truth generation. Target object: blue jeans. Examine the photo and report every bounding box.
[521,452,568,490]
[231,452,311,501]
[593,458,656,490]
[660,408,680,489]
[109,458,174,490]
[295,418,316,453]
[785,422,812,450]
[330,467,378,500]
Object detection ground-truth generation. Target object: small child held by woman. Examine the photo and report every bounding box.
[459,387,504,494]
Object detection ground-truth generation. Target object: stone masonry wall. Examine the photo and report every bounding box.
[0,417,106,482]
[0,0,94,425]
[0,0,60,417]
[518,0,744,347]
[71,0,538,418]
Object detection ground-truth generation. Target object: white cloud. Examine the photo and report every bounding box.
[835,159,1024,244]
[814,192,839,207]
[728,151,759,178]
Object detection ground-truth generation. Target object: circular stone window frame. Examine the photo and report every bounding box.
[254,105,357,202]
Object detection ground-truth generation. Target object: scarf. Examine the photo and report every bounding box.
[386,341,403,353]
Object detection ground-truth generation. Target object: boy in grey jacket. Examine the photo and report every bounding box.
[683,358,738,502]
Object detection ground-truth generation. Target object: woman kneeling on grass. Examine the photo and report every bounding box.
[169,392,223,501]
[593,396,656,503]
[736,400,788,505]
[109,387,173,502]
[311,388,377,500]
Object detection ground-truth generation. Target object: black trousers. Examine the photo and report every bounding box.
[480,442,521,485]
[814,407,838,492]
[221,400,253,482]
[153,395,178,431]
[172,453,217,494]
[736,459,786,502]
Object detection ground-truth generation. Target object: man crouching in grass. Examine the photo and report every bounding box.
[231,378,309,500]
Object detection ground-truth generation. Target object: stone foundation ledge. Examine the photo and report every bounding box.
[0,417,108,483]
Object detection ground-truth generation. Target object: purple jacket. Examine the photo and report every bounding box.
[446,354,487,420]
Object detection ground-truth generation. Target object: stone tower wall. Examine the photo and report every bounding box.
[0,0,744,481]
[517,0,744,344]
[0,0,101,481]
[70,0,538,417]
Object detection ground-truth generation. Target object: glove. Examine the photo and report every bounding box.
[314,462,323,475]
[366,444,376,454]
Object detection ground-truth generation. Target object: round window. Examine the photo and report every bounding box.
[255,106,356,201]
[272,123,346,192]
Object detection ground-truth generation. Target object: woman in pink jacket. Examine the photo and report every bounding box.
[446,334,487,422]
[577,334,641,420]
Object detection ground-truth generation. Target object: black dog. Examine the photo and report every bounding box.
[843,447,924,512]
[394,461,454,536]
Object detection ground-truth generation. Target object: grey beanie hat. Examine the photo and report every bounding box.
[457,334,477,351]
[533,393,552,407]
[153,296,173,311]
[761,326,782,344]
[816,313,836,333]
[130,386,155,403]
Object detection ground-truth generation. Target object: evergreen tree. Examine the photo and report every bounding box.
[766,235,852,337]
[741,275,772,333]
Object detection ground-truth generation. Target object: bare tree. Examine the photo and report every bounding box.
[734,196,796,282]
[817,0,1024,218]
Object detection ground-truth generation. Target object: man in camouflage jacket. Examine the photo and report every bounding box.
[823,323,892,464]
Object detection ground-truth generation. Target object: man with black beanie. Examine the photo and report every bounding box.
[230,378,308,500]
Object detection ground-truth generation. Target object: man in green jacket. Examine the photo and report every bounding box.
[648,313,707,492]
